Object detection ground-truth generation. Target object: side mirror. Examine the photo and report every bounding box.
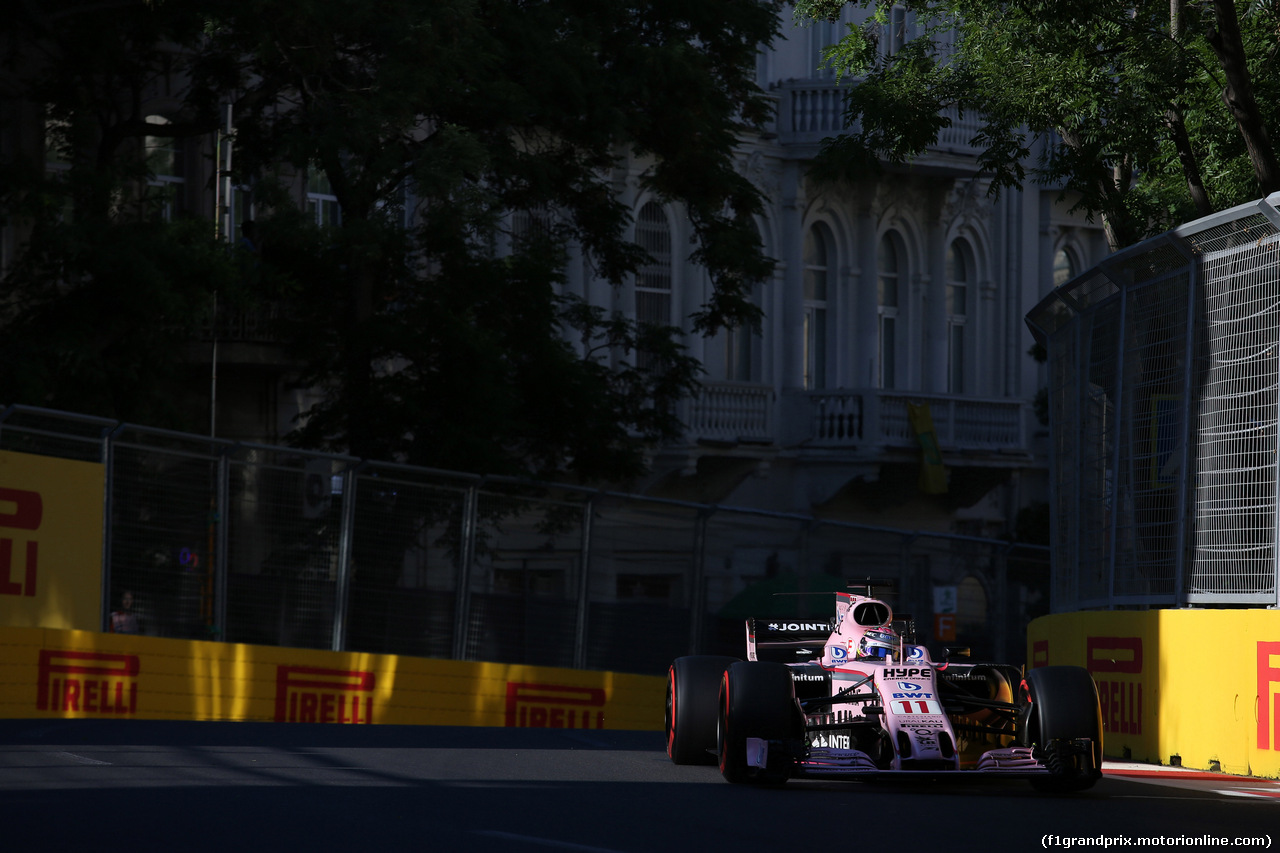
[944,646,971,660]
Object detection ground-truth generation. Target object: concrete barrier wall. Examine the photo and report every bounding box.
[1029,610,1280,777]
[0,627,665,731]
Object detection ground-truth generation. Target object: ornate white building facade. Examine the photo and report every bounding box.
[607,11,1110,537]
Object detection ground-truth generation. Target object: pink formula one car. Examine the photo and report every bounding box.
[665,581,1102,792]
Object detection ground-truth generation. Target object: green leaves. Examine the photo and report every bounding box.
[799,0,1280,249]
[3,0,780,483]
[208,0,779,480]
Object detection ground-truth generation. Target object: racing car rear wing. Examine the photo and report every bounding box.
[745,617,833,664]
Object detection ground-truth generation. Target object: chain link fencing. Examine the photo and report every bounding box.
[1028,194,1280,610]
[1,404,1049,674]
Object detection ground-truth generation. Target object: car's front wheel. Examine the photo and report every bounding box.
[1019,665,1104,792]
[717,661,803,785]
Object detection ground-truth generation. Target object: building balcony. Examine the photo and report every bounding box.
[773,78,985,161]
[680,381,775,445]
[199,301,288,344]
[683,381,1029,461]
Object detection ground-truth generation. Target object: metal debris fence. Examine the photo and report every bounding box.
[1027,192,1280,610]
[1,404,1048,674]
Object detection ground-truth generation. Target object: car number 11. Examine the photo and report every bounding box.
[892,699,943,715]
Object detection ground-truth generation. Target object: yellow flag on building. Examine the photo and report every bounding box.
[907,402,948,494]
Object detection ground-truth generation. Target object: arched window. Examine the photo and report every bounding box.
[635,202,673,370]
[945,240,972,394]
[1053,247,1077,288]
[307,167,340,227]
[144,115,184,220]
[809,6,856,78]
[43,113,74,223]
[511,206,551,246]
[884,5,909,56]
[877,232,902,389]
[803,225,831,390]
[725,221,764,383]
[44,114,72,169]
[957,575,988,637]
[230,186,255,240]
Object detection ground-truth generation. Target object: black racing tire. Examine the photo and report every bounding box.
[666,656,740,765]
[717,661,803,785]
[1019,666,1104,792]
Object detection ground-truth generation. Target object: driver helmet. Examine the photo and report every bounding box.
[857,628,897,660]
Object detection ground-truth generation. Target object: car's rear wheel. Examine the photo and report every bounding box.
[1019,666,1104,792]
[717,661,803,785]
[666,655,739,765]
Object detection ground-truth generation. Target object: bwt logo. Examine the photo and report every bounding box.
[505,682,606,729]
[1087,636,1143,735]
[274,665,376,724]
[37,649,140,714]
[0,487,41,597]
[1258,642,1280,751]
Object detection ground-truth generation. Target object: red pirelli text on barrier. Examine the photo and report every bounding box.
[1258,641,1280,751]
[274,665,376,724]
[0,487,41,597]
[1086,636,1143,735]
[37,649,139,714]
[505,682,606,729]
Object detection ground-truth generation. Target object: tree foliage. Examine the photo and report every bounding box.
[0,1,239,427]
[1,0,781,484]
[796,0,1280,249]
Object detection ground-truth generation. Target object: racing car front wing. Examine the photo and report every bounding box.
[746,739,1059,780]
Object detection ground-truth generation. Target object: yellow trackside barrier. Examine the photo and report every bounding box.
[1029,610,1280,778]
[0,627,665,731]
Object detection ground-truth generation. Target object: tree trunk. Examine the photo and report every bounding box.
[1060,127,1139,252]
[1167,0,1213,216]
[1166,106,1214,216]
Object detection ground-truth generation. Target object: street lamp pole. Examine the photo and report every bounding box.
[211,103,234,438]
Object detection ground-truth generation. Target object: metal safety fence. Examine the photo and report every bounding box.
[1,404,1048,674]
[1027,193,1280,610]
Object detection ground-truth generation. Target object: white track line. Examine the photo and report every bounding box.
[51,751,111,766]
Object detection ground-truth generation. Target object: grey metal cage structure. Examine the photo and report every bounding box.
[0,404,1049,672]
[1027,192,1280,610]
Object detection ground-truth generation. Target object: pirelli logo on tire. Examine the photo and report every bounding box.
[504,682,605,729]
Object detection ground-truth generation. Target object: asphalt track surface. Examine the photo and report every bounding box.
[1,720,1277,853]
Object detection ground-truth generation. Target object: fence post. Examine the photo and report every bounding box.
[898,533,916,625]
[1106,286,1128,603]
[572,496,594,670]
[331,464,360,652]
[1072,319,1086,610]
[452,483,480,661]
[994,543,1009,662]
[1174,238,1197,606]
[100,424,122,631]
[688,507,713,655]
[212,448,230,640]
